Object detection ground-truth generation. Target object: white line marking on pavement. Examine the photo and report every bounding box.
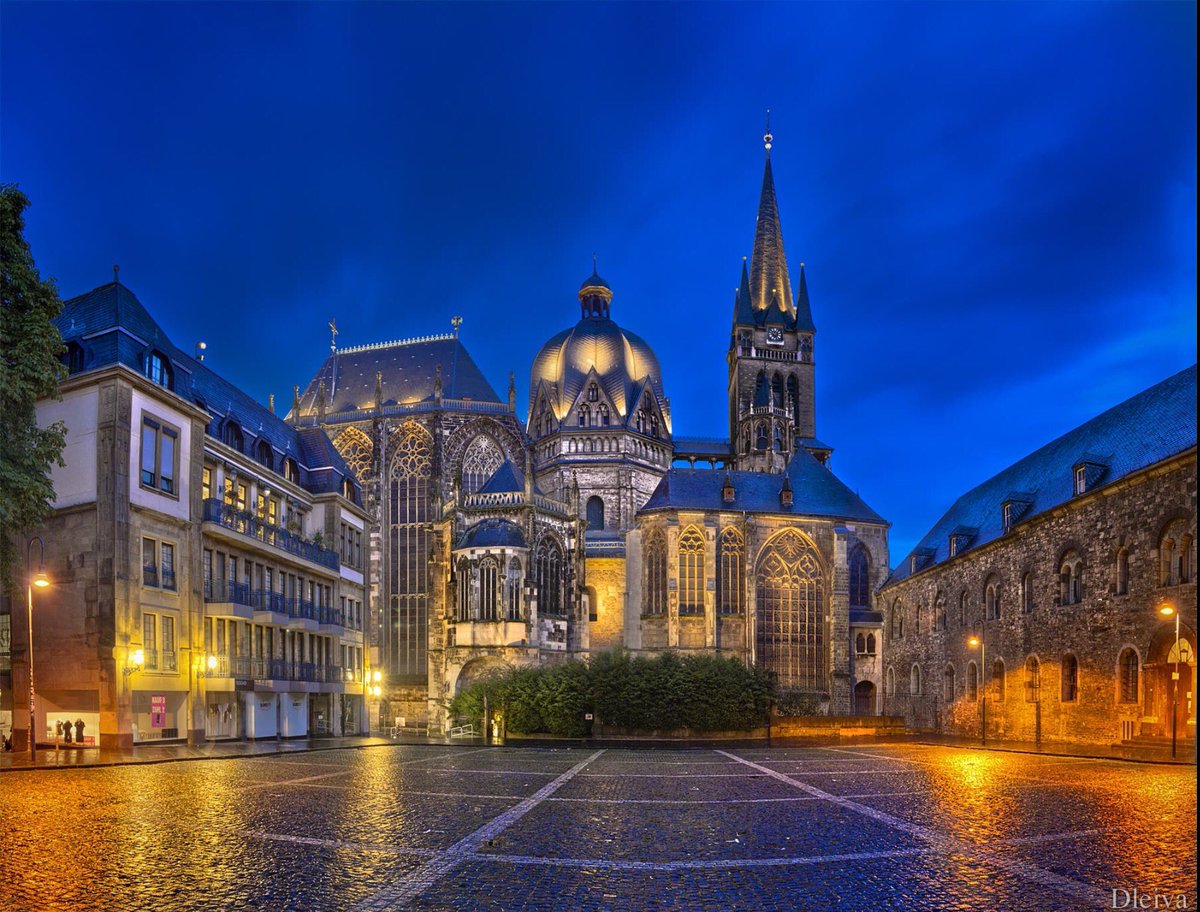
[579,771,764,778]
[240,746,497,791]
[716,749,1112,907]
[475,846,934,871]
[247,831,440,858]
[544,796,821,805]
[352,749,606,911]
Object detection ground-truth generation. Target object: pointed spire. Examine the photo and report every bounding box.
[316,380,327,421]
[733,256,758,326]
[374,370,384,411]
[793,262,815,332]
[268,393,275,414]
[292,384,301,415]
[780,473,794,508]
[749,126,795,320]
[434,364,443,403]
[507,370,516,413]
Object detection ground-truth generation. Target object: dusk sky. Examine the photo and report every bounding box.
[2,2,1195,560]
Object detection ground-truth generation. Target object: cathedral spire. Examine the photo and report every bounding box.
[749,125,795,320]
[794,262,815,332]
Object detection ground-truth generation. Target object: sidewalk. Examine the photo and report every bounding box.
[0,733,462,773]
[911,732,1197,765]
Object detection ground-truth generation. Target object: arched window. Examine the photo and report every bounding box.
[456,557,471,622]
[1021,572,1034,614]
[755,422,768,451]
[886,667,896,696]
[598,403,610,426]
[985,576,1001,620]
[1160,520,1195,585]
[389,424,433,677]
[1115,548,1130,596]
[283,458,300,484]
[966,663,978,702]
[460,435,504,496]
[771,374,784,409]
[145,350,172,389]
[677,526,705,616]
[1025,656,1041,703]
[866,633,876,655]
[848,545,870,608]
[755,529,825,690]
[799,335,813,363]
[578,406,590,427]
[856,633,866,654]
[506,558,523,621]
[644,528,667,616]
[718,528,744,615]
[333,427,373,483]
[1059,551,1084,605]
[1061,654,1079,702]
[754,370,768,405]
[773,424,784,452]
[787,374,800,427]
[586,496,605,532]
[479,557,500,622]
[934,595,946,632]
[890,602,904,640]
[256,438,273,469]
[587,383,598,402]
[1118,648,1139,703]
[223,421,244,452]
[636,410,646,434]
[992,659,1006,701]
[534,536,564,617]
[943,664,956,701]
[910,664,922,696]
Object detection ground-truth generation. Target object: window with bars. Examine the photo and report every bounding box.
[718,528,744,615]
[1118,649,1139,703]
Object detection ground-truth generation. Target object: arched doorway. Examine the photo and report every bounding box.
[854,681,876,716]
[1145,623,1196,739]
[454,657,510,695]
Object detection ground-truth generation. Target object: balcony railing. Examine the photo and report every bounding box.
[202,499,339,570]
[205,655,345,684]
[203,581,346,628]
[161,650,177,672]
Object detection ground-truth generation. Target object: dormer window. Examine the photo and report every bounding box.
[1002,502,1014,531]
[223,420,244,452]
[949,530,975,557]
[1072,457,1108,496]
[1073,465,1087,496]
[341,478,355,500]
[283,458,300,484]
[256,438,273,468]
[145,351,172,389]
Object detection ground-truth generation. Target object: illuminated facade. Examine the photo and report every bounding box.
[881,366,1197,747]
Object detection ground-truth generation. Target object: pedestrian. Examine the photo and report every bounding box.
[75,719,85,744]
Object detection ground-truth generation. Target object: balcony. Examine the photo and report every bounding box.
[203,655,345,685]
[202,499,339,571]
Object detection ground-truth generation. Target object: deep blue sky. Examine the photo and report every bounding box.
[3,2,1195,560]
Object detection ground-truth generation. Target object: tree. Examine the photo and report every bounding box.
[0,185,66,592]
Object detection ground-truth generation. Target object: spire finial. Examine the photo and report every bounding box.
[329,318,338,353]
[763,108,772,152]
[451,315,463,338]
[112,264,120,284]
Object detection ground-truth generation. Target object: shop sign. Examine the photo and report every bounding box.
[235,678,253,692]
[150,694,167,729]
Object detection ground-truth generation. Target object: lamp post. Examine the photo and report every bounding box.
[26,537,51,761]
[968,623,986,746]
[1157,602,1182,760]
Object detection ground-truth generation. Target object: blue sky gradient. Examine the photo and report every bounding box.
[2,2,1195,559]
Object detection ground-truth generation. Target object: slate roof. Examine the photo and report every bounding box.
[57,281,361,501]
[885,364,1198,585]
[640,449,884,523]
[456,518,527,550]
[476,458,544,497]
[295,335,501,416]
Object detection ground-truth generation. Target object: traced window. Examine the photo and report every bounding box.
[771,374,784,409]
[787,374,800,427]
[598,403,610,426]
[799,335,813,362]
[534,535,565,617]
[718,527,744,615]
[578,406,590,427]
[479,558,500,622]
[333,427,373,484]
[1025,656,1041,703]
[755,421,769,451]
[506,558,522,621]
[1061,654,1079,702]
[678,526,705,616]
[755,529,825,691]
[586,496,605,532]
[460,435,505,497]
[848,544,870,608]
[587,384,598,402]
[643,528,667,616]
[140,416,178,496]
[389,424,432,679]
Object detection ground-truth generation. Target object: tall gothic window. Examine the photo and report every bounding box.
[333,426,374,483]
[755,421,768,451]
[479,557,500,622]
[848,544,870,608]
[389,424,432,679]
[456,557,471,622]
[586,496,605,532]
[587,383,598,402]
[787,374,800,427]
[1118,648,1139,703]
[643,528,667,616]
[1021,572,1034,613]
[890,601,904,640]
[755,529,825,691]
[718,528,744,615]
[534,536,565,617]
[506,558,522,621]
[771,374,784,409]
[460,435,504,496]
[678,526,705,616]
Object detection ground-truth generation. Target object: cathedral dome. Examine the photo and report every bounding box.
[530,273,664,420]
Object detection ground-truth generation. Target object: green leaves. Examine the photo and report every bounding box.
[0,185,66,593]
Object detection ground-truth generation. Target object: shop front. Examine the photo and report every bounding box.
[131,690,187,743]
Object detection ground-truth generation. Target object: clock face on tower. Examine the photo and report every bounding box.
[765,326,784,346]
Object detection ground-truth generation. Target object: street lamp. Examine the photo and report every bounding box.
[968,625,986,746]
[1157,602,1183,760]
[26,537,51,761]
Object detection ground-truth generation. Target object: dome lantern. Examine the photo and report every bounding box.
[578,264,613,319]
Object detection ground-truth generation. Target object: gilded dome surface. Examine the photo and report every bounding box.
[530,279,664,419]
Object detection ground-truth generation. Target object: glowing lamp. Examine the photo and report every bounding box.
[206,655,218,672]
[32,572,50,589]
[967,635,980,648]
[131,649,145,667]
[1158,604,1176,618]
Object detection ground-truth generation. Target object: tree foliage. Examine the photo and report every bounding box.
[0,185,66,592]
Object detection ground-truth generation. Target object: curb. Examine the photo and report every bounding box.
[910,738,1197,767]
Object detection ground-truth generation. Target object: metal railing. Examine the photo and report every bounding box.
[204,655,345,683]
[202,499,339,570]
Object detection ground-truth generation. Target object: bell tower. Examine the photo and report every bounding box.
[727,117,820,472]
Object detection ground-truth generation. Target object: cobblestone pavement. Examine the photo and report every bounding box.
[0,743,1193,911]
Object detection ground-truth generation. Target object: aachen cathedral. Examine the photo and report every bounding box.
[291,127,892,729]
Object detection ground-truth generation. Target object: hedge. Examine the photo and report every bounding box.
[450,649,774,736]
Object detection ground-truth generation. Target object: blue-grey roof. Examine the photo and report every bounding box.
[579,269,610,291]
[456,518,527,550]
[640,449,885,523]
[296,335,501,417]
[673,437,732,459]
[885,364,1198,586]
[476,458,544,496]
[57,282,361,502]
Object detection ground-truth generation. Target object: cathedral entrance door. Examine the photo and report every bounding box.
[1145,625,1196,739]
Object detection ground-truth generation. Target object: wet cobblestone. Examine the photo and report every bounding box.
[0,743,1193,911]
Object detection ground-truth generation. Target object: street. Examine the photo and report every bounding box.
[0,743,1194,911]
